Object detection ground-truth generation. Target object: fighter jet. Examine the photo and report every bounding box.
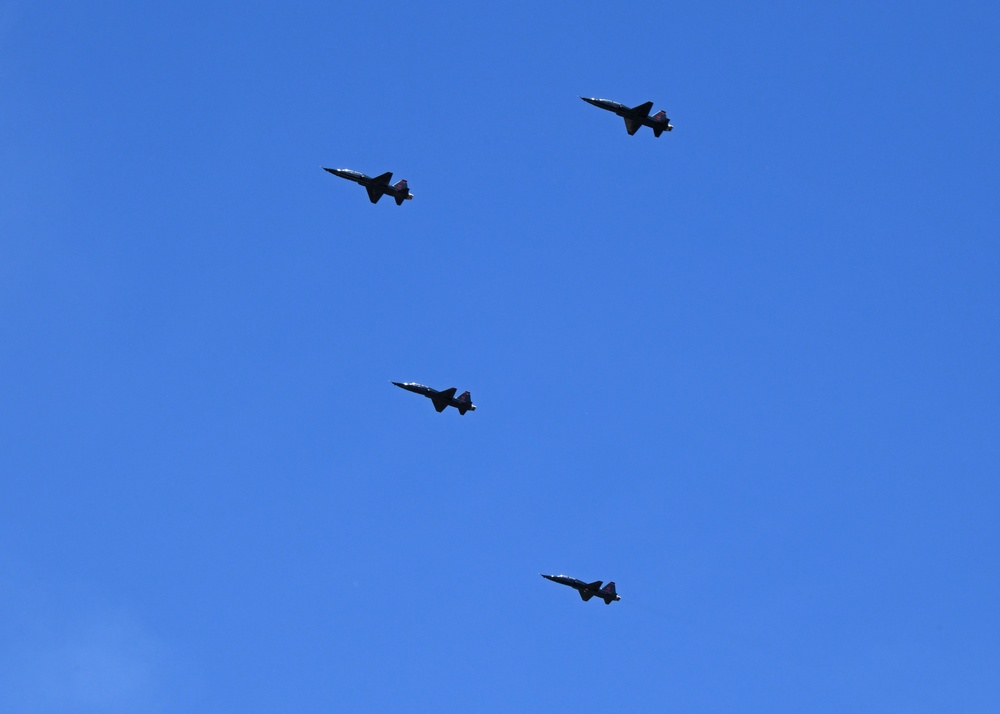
[541,573,621,604]
[323,167,413,205]
[391,381,476,414]
[580,97,673,137]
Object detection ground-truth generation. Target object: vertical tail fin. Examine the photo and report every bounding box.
[393,179,410,205]
[601,582,618,604]
[456,391,473,415]
[651,111,671,137]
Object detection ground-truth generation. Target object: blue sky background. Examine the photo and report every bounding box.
[2,1,999,711]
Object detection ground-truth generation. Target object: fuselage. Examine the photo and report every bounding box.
[391,382,476,412]
[324,167,413,201]
[327,168,369,183]
[542,574,590,589]
[541,573,621,602]
[392,381,436,397]
[580,97,673,134]
[581,97,629,115]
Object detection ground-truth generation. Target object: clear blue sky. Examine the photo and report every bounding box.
[2,2,999,711]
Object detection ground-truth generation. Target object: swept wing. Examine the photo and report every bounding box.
[431,387,458,412]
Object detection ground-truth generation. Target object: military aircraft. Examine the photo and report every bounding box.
[391,381,476,414]
[323,167,413,205]
[580,97,673,137]
[540,573,621,604]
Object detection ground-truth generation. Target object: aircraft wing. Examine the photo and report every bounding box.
[366,187,383,203]
[431,387,457,412]
[631,101,654,117]
[371,171,393,185]
[579,591,594,601]
[624,118,641,135]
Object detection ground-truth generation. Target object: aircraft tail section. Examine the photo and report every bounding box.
[601,581,618,604]
[392,180,410,205]
[456,391,473,415]
[651,110,672,138]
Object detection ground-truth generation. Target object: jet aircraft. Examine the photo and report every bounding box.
[580,97,673,137]
[323,167,413,205]
[540,573,621,604]
[391,381,476,414]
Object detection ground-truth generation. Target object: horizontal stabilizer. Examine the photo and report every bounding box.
[372,171,393,185]
[395,195,406,206]
[366,186,383,203]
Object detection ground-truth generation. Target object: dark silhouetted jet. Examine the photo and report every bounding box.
[541,574,621,604]
[323,167,413,205]
[392,381,476,414]
[580,97,673,137]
